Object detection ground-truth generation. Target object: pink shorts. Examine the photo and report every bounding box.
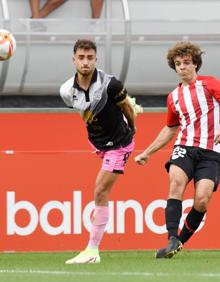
[91,140,134,174]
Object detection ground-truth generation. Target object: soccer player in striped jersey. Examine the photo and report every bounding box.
[135,41,220,258]
[60,39,141,264]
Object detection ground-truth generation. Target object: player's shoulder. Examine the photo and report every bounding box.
[97,68,113,79]
[60,76,74,95]
[197,75,219,83]
[107,76,124,93]
[96,68,114,86]
[168,85,179,98]
[197,75,220,90]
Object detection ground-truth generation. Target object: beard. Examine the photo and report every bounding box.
[78,68,93,77]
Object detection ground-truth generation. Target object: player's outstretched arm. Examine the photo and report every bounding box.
[135,125,178,165]
[134,151,150,165]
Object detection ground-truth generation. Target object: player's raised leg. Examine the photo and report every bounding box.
[65,170,118,264]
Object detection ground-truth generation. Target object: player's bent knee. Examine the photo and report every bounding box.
[194,198,209,212]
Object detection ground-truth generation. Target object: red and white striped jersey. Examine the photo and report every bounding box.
[167,76,220,152]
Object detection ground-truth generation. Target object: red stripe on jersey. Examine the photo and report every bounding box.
[189,84,202,147]
[167,94,179,127]
[203,87,215,150]
[177,87,188,145]
[198,75,220,102]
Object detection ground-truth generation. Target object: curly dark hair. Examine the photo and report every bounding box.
[73,39,97,54]
[167,41,205,72]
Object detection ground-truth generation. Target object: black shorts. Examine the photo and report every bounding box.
[165,145,220,191]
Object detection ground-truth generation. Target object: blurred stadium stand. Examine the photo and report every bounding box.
[1,0,220,107]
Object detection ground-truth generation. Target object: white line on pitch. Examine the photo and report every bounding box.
[0,270,220,277]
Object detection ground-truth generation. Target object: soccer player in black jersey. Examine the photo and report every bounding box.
[60,39,141,263]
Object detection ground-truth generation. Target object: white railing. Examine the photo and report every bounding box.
[1,0,9,19]
[1,0,220,95]
[0,0,132,94]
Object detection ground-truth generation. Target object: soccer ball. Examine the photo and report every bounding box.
[0,29,16,61]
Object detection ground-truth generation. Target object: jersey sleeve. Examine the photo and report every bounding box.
[206,76,220,103]
[167,94,180,127]
[60,78,74,108]
[107,77,127,104]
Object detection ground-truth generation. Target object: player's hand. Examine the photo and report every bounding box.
[214,130,220,145]
[134,152,149,165]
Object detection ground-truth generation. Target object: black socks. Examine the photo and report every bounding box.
[165,198,182,239]
[179,206,206,244]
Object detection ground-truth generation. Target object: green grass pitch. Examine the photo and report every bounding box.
[0,250,220,282]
